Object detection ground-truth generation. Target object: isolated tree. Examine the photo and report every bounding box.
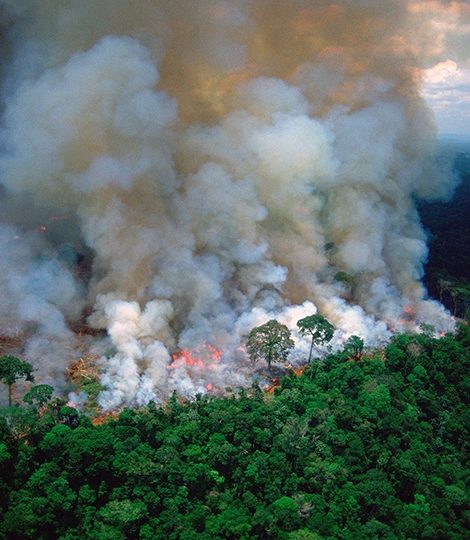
[344,335,364,361]
[247,320,294,371]
[23,384,54,408]
[297,314,335,363]
[0,355,34,406]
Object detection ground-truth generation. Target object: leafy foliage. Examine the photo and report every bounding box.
[0,355,34,406]
[344,335,364,360]
[247,319,294,370]
[297,315,335,363]
[0,328,469,539]
[23,385,54,408]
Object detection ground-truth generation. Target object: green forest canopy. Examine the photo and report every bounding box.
[0,323,468,539]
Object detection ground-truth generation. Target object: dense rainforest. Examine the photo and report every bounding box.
[0,142,468,539]
[0,324,468,540]
[419,142,470,317]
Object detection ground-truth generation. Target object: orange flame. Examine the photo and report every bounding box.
[265,377,280,394]
[403,305,415,316]
[168,342,223,371]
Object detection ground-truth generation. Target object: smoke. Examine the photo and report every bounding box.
[0,1,466,408]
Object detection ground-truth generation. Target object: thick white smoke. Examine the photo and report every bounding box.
[0,1,466,408]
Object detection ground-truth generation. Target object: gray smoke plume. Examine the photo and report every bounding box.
[0,1,466,408]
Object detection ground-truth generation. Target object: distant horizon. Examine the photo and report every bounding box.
[437,132,470,144]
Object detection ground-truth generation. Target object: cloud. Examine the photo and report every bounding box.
[422,58,470,133]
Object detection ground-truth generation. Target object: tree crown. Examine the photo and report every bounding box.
[297,314,334,345]
[247,319,294,366]
[0,355,34,386]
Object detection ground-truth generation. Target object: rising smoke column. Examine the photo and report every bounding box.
[0,1,466,408]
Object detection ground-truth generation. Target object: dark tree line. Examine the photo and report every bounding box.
[419,148,470,318]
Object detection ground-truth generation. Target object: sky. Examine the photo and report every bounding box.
[415,1,470,138]
[423,59,470,138]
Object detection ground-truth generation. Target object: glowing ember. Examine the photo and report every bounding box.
[167,343,223,395]
[205,343,222,362]
[291,366,307,377]
[91,411,119,426]
[170,349,205,369]
[265,377,280,394]
[403,305,415,316]
[168,342,223,371]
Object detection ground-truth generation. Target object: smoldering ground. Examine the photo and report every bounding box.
[0,1,467,408]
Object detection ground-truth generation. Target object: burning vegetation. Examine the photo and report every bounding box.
[0,0,465,408]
